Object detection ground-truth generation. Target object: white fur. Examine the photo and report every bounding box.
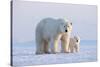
[69,36,80,53]
[60,22,72,53]
[35,18,72,54]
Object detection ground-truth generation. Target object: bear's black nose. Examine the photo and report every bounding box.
[77,40,78,42]
[65,30,67,32]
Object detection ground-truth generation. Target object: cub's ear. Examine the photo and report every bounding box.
[70,22,72,25]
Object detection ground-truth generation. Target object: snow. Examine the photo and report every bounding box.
[12,40,97,66]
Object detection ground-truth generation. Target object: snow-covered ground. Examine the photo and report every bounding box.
[12,40,97,66]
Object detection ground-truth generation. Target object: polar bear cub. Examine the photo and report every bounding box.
[69,36,80,53]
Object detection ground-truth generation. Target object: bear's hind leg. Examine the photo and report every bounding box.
[36,39,45,54]
[44,40,50,54]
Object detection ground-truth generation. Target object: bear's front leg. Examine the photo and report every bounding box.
[61,39,70,53]
[50,39,59,54]
[70,47,74,53]
[74,44,79,52]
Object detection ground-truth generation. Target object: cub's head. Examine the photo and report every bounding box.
[74,36,80,44]
[57,19,72,33]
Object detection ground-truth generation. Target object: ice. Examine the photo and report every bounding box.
[12,40,97,66]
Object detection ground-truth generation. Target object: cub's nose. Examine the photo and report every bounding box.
[65,30,67,32]
[77,40,78,42]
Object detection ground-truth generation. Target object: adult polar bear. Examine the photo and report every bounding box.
[35,18,72,54]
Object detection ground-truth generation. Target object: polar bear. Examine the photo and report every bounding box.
[69,36,80,53]
[35,18,72,54]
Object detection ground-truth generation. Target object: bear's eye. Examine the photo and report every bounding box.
[76,40,78,42]
[70,22,72,25]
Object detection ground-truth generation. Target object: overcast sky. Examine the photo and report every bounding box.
[13,1,97,43]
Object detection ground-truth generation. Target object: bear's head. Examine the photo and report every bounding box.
[57,19,72,34]
[74,36,80,44]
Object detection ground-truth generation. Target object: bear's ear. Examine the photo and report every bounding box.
[70,22,72,25]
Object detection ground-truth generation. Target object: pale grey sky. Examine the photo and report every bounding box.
[13,1,97,43]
